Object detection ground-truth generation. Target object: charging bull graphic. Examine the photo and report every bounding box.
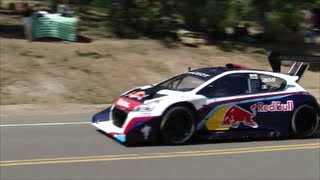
[127,91,147,100]
[221,104,258,128]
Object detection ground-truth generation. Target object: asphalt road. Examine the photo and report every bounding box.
[1,113,319,180]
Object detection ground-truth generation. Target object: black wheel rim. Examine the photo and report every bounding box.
[162,109,194,143]
[294,107,317,135]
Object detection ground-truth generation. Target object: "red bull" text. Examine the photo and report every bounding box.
[257,100,294,112]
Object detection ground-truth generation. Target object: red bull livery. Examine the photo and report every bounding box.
[92,52,320,145]
[221,104,257,128]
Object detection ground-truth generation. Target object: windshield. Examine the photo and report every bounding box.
[156,74,207,91]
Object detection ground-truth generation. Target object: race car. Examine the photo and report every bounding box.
[92,52,320,145]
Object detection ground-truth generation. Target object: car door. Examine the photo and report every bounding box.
[248,73,291,133]
[196,73,255,132]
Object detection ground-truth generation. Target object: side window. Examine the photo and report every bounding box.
[198,74,250,98]
[249,74,286,93]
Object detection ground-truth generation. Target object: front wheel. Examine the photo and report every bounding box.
[291,105,319,138]
[160,106,196,145]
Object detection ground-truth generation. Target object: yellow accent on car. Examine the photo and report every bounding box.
[205,106,230,131]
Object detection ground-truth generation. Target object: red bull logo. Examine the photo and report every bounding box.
[221,104,258,128]
[128,91,146,100]
[220,100,294,128]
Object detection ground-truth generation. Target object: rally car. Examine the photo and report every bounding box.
[92,52,320,145]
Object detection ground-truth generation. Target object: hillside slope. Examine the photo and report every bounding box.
[1,37,319,104]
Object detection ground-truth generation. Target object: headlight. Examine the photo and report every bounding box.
[132,100,160,112]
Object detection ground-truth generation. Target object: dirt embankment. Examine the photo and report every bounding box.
[1,37,319,106]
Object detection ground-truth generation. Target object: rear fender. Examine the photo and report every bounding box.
[300,94,320,114]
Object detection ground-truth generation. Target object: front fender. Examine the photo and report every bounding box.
[151,95,207,116]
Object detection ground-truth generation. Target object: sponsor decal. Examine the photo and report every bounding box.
[141,125,151,140]
[262,84,269,89]
[115,97,142,111]
[257,100,294,112]
[249,74,258,79]
[185,71,210,78]
[116,98,130,108]
[220,100,294,129]
[262,77,276,83]
[127,91,148,100]
[221,104,258,128]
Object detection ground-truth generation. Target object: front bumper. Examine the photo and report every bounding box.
[92,106,160,144]
[92,120,127,142]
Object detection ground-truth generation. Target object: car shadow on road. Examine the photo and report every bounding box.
[97,129,320,148]
[189,133,320,147]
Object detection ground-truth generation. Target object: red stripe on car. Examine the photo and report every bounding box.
[115,97,142,111]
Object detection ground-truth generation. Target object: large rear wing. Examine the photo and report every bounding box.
[268,52,320,81]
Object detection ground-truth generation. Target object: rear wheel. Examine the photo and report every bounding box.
[291,105,319,138]
[160,106,195,145]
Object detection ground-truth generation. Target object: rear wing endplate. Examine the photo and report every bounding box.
[268,52,320,81]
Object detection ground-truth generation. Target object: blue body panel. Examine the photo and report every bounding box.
[195,92,318,139]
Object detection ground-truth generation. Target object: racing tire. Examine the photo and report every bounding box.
[160,106,196,145]
[291,105,319,138]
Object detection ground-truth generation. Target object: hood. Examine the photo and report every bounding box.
[122,86,165,101]
[114,86,183,111]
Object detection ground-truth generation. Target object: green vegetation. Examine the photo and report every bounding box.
[71,0,320,40]
[6,0,318,41]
